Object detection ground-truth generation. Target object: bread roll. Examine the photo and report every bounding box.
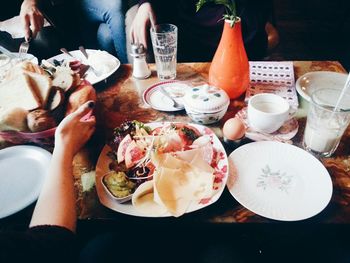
[47,87,65,111]
[27,109,57,132]
[0,108,29,132]
[52,66,74,91]
[65,82,96,115]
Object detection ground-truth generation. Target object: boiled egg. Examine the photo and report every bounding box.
[223,117,246,141]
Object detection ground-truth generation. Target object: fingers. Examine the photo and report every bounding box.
[29,15,38,39]
[130,22,136,45]
[20,2,44,40]
[72,101,95,120]
[81,115,96,127]
[30,11,44,38]
[130,3,155,49]
[141,27,148,49]
[22,15,31,41]
[149,11,156,29]
[130,22,144,47]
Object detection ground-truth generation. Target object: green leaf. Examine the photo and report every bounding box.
[196,0,237,26]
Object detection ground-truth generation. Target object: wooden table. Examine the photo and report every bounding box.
[73,61,350,225]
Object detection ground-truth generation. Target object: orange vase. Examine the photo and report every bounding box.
[209,18,250,99]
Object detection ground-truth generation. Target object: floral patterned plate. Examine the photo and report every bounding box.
[227,141,332,221]
[95,122,228,217]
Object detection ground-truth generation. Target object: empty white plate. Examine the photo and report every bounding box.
[0,145,51,219]
[227,141,333,221]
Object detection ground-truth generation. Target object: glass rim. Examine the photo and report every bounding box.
[311,88,350,113]
[150,23,178,35]
[0,54,11,67]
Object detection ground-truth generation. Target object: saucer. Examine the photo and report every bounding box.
[236,107,299,143]
[143,81,191,112]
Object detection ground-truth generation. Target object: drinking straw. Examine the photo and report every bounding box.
[333,73,350,113]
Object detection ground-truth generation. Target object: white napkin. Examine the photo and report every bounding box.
[0,16,50,39]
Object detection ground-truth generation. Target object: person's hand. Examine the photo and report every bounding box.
[130,2,156,49]
[55,101,96,156]
[20,0,45,41]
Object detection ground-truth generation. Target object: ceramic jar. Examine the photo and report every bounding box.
[183,84,230,124]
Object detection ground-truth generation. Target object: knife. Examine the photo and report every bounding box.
[78,46,101,77]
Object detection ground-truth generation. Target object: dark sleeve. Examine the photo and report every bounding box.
[138,0,150,5]
[0,225,77,263]
[138,0,163,7]
[238,0,270,60]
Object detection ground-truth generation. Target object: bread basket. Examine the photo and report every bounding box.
[0,127,56,150]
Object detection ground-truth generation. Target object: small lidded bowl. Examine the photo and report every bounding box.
[183,84,230,124]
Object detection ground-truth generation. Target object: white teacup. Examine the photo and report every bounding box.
[247,93,290,133]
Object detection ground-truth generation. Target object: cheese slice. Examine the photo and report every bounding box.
[132,180,167,216]
[174,142,214,165]
[154,156,214,217]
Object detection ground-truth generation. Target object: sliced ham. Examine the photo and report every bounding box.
[117,134,132,163]
[125,140,145,168]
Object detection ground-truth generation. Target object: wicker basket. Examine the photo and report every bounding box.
[0,127,56,150]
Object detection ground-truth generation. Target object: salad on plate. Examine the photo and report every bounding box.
[96,121,228,217]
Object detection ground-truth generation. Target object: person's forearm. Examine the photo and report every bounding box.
[29,145,77,232]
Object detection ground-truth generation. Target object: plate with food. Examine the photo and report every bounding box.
[45,49,120,85]
[295,71,348,102]
[0,60,96,148]
[95,121,228,217]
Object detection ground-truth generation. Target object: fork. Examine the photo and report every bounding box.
[18,40,30,60]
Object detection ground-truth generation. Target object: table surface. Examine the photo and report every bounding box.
[69,61,350,223]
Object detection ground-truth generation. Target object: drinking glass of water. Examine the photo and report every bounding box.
[303,88,350,157]
[150,24,177,80]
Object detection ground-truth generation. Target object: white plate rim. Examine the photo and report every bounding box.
[295,71,348,102]
[95,122,229,217]
[142,81,189,112]
[227,141,333,221]
[0,145,51,219]
[11,52,39,64]
[46,49,120,85]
